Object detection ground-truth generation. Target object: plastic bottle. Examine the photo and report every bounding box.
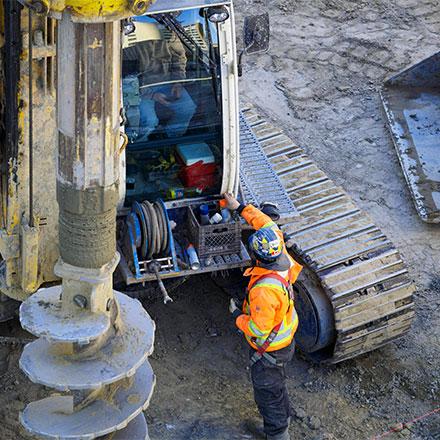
[219,199,231,223]
[209,213,222,224]
[186,244,201,270]
[199,204,210,225]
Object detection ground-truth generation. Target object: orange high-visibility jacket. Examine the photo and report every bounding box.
[236,205,303,352]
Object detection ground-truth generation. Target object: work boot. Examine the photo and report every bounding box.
[266,429,290,440]
[244,419,265,439]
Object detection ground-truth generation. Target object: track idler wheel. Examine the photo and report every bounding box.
[294,267,336,361]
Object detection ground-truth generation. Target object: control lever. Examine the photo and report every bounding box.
[148,260,173,304]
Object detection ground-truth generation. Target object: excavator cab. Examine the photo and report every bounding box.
[117,1,252,286]
[121,6,233,203]
[116,2,294,288]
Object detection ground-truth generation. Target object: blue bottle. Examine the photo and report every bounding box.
[186,244,200,270]
[199,204,210,225]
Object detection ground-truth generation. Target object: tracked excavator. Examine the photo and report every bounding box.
[0,0,415,438]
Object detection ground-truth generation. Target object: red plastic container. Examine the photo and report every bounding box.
[179,160,217,189]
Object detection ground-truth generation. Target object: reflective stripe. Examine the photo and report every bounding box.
[247,308,298,349]
[253,282,286,290]
[270,313,298,348]
[248,320,269,338]
[262,221,276,228]
[245,277,287,315]
[253,277,287,291]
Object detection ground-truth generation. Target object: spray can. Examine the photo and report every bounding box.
[168,187,184,200]
[186,244,201,270]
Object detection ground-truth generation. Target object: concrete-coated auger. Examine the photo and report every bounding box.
[18,5,156,438]
[19,261,156,439]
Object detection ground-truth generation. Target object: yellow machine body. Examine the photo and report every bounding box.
[20,0,153,22]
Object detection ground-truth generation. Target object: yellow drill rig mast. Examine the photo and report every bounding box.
[15,1,156,438]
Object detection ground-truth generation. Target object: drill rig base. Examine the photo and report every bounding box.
[241,105,415,363]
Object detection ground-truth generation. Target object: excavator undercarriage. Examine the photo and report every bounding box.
[242,106,415,363]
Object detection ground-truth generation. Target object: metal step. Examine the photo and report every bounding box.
[239,114,298,221]
[241,106,415,363]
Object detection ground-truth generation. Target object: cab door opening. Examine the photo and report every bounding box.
[122,8,224,204]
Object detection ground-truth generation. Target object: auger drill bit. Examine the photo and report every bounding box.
[19,9,155,439]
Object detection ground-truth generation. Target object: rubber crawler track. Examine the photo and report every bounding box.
[242,106,415,363]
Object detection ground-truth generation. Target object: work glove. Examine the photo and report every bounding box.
[229,298,242,319]
[223,193,240,211]
[260,201,280,221]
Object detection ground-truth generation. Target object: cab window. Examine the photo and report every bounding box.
[122,8,223,203]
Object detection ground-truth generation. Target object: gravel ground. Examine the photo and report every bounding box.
[0,1,439,439]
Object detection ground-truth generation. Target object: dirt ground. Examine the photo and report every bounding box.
[1,0,439,439]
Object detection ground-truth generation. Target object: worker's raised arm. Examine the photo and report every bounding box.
[241,204,275,231]
[223,193,276,231]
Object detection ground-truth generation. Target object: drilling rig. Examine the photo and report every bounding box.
[3,0,156,438]
[0,1,416,438]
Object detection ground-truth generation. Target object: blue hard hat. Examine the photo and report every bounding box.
[248,228,283,262]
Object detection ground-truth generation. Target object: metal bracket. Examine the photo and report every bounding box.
[20,224,39,293]
[0,230,19,260]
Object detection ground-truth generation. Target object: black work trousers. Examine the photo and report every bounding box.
[249,341,295,437]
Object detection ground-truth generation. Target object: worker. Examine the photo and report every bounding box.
[123,19,196,141]
[223,193,303,440]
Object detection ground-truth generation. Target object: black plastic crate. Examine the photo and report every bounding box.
[187,205,241,258]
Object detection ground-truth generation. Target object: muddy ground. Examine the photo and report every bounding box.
[1,0,439,439]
